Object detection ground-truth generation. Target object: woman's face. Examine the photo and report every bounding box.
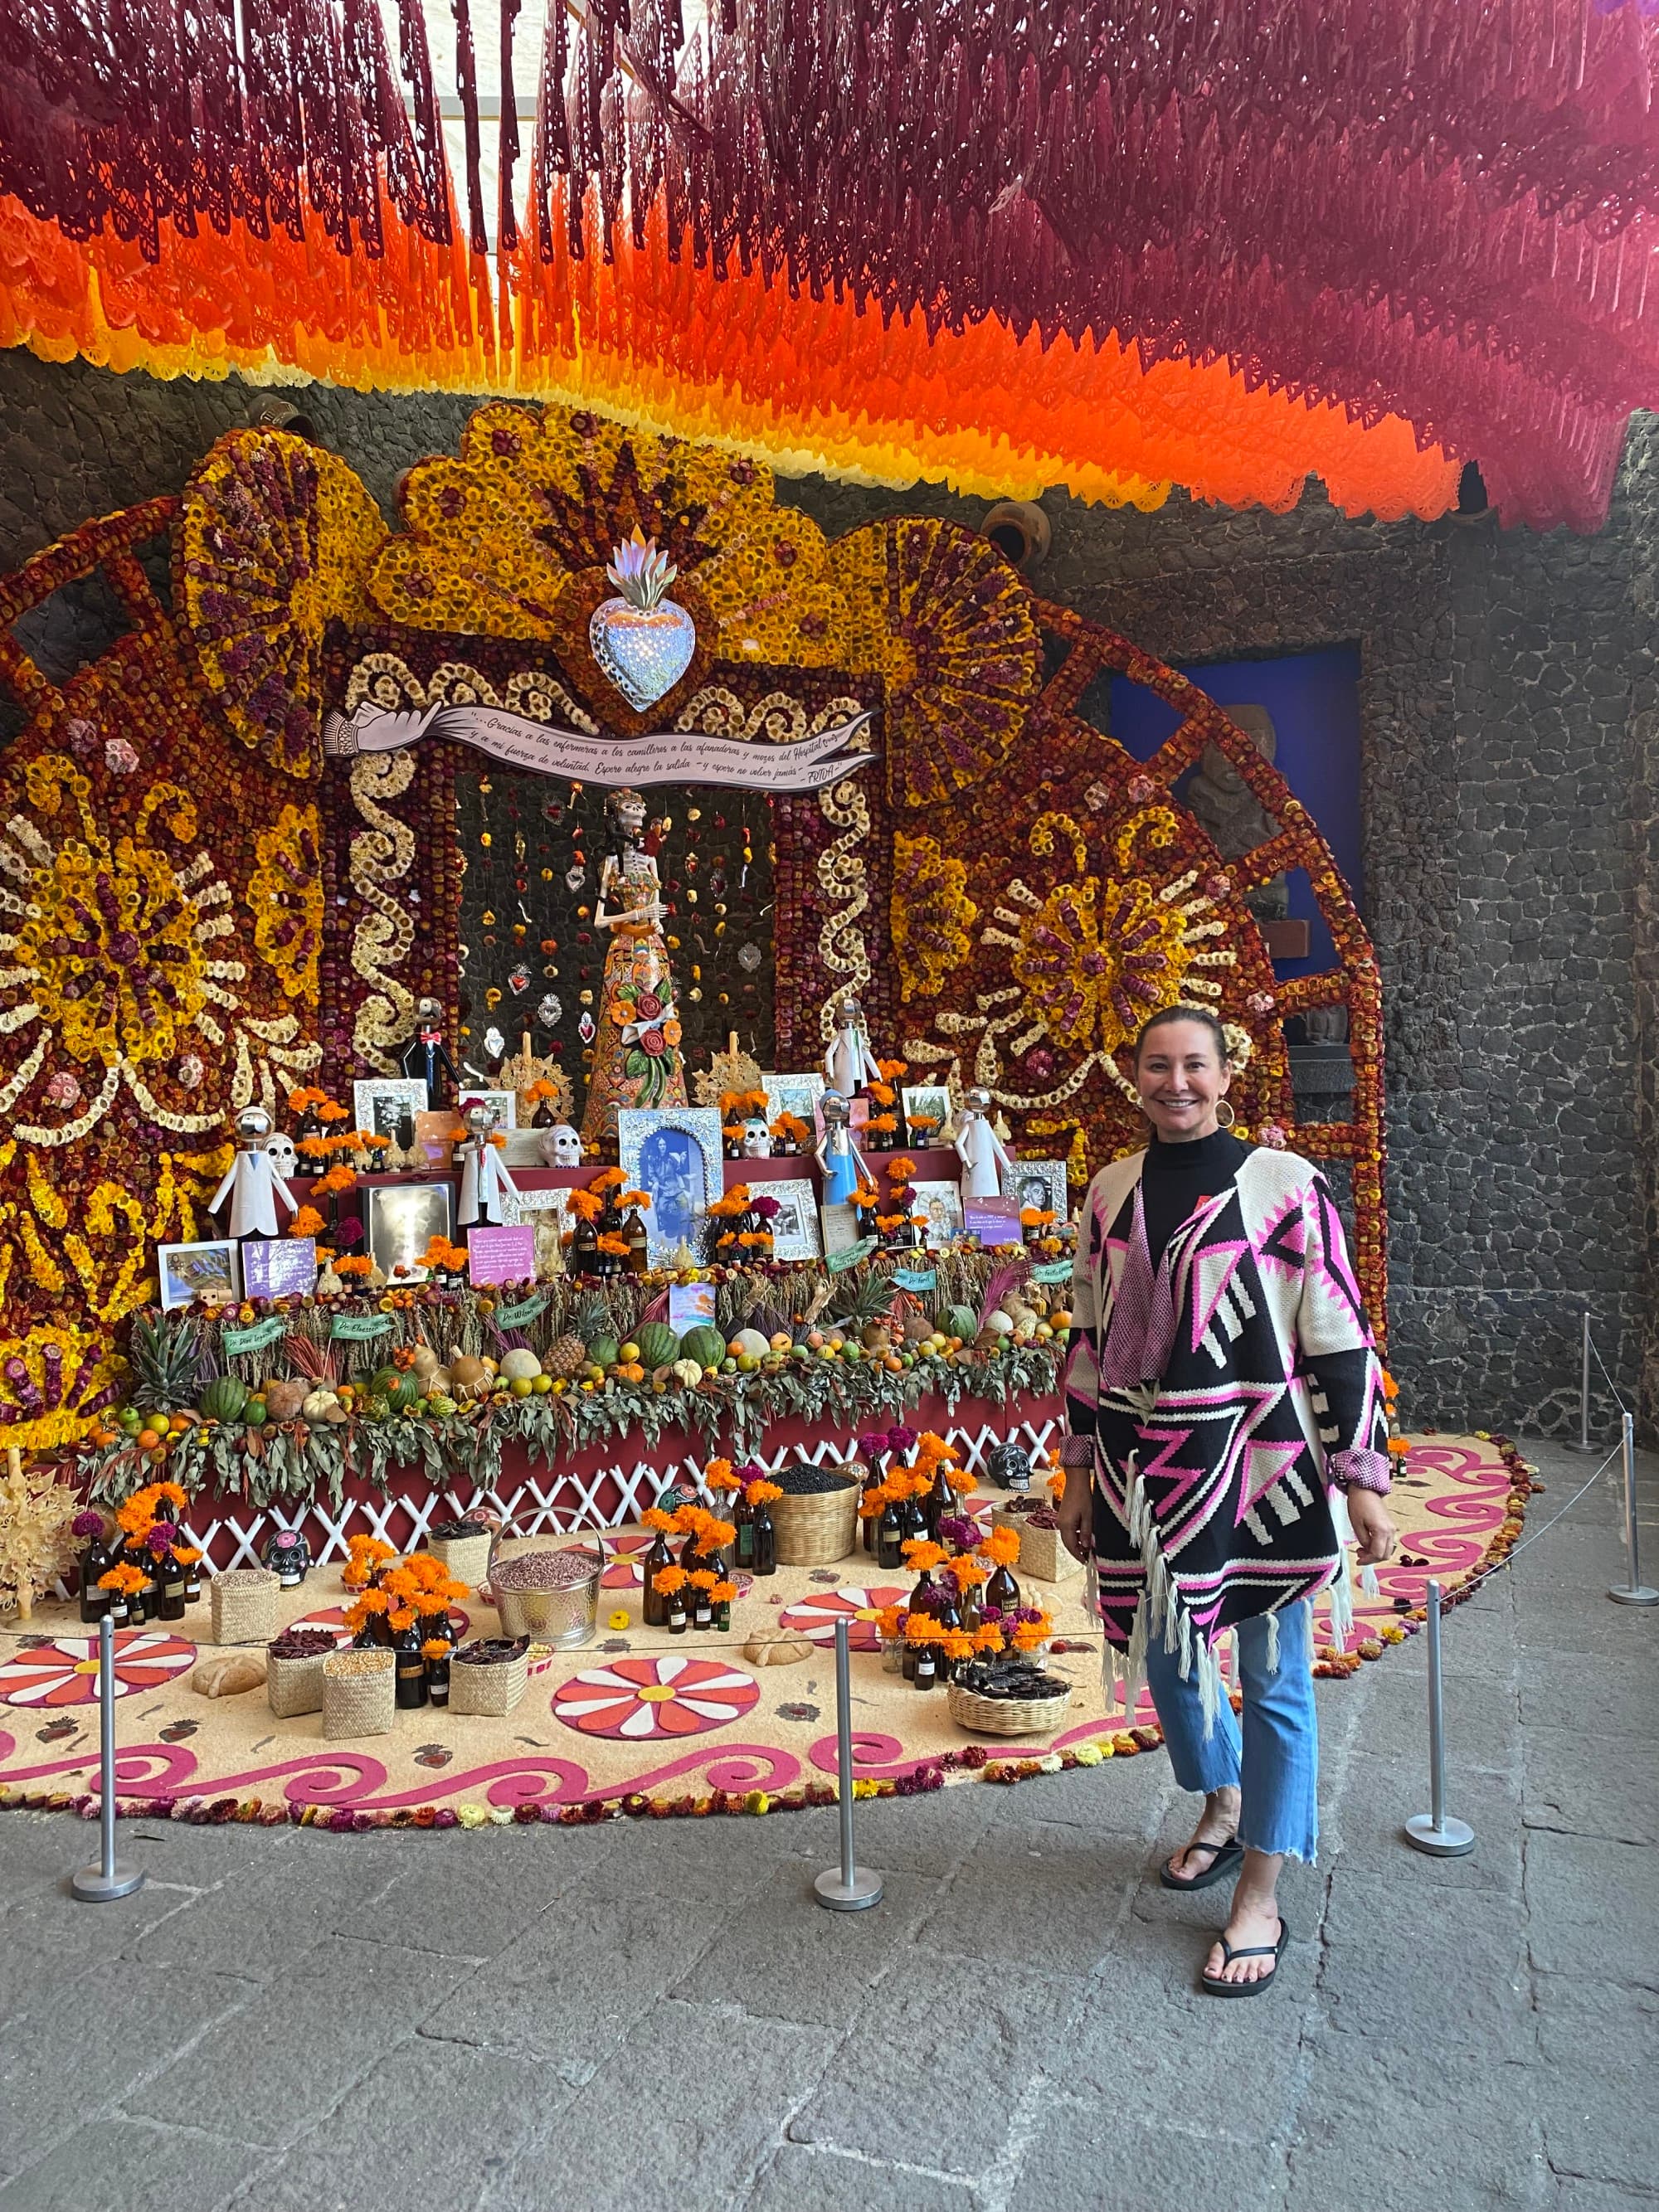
[1134,1020,1232,1141]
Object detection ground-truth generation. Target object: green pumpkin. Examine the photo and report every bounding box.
[585,1334,620,1371]
[937,1304,979,1341]
[635,1320,680,1370]
[679,1323,727,1372]
[373,1366,422,1415]
[199,1375,247,1422]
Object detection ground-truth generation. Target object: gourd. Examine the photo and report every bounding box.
[981,1309,1015,1334]
[410,1343,443,1376]
[730,1327,771,1363]
[669,1358,705,1388]
[448,1354,491,1399]
[679,1323,727,1372]
[635,1321,680,1369]
[300,1387,340,1421]
[585,1334,620,1371]
[499,1349,543,1384]
[937,1304,978,1341]
[264,1378,308,1423]
[199,1376,248,1422]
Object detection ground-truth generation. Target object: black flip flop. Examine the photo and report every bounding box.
[1159,1836,1243,1891]
[1200,1917,1288,1997]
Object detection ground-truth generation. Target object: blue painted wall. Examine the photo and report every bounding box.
[1107,645,1363,980]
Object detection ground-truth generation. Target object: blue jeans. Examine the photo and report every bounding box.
[1143,1600,1318,1864]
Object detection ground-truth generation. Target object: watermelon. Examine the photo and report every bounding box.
[200,1375,247,1422]
[636,1320,680,1369]
[937,1305,978,1340]
[373,1366,422,1414]
[586,1334,620,1370]
[680,1323,727,1371]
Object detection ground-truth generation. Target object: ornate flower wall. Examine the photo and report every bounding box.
[0,403,1386,1453]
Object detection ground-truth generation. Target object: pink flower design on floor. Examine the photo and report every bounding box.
[600,1535,653,1588]
[551,1654,760,1740]
[0,1631,197,1707]
[289,1603,469,1645]
[777,1586,909,1650]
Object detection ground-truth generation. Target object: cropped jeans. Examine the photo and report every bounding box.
[1143,1599,1318,1864]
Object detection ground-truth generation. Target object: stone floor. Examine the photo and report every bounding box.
[0,1435,1655,2212]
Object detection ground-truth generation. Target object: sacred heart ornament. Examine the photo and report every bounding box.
[588,531,697,712]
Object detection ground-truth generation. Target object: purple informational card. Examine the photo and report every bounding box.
[962,1196,1022,1245]
[466,1224,538,1286]
[241,1237,317,1299]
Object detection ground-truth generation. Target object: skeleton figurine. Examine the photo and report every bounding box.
[536,1121,585,1169]
[455,1103,520,1228]
[400,995,460,1109]
[208,1106,298,1241]
[823,997,882,1101]
[953,1087,1016,1200]
[815,1089,872,1208]
[740,1114,773,1159]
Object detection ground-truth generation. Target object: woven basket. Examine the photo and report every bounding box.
[990,1507,1081,1584]
[266,1648,329,1719]
[428,1530,492,1587]
[946,1678,1072,1738]
[771,1471,859,1567]
[450,1644,529,1718]
[322,1648,395,1738]
[211,1569,280,1646]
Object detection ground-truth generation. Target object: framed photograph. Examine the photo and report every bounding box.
[457,1087,517,1132]
[745,1179,822,1262]
[618,1107,723,1262]
[367,1180,454,1284]
[1004,1157,1070,1221]
[902,1084,954,1144]
[762,1072,825,1130]
[157,1239,241,1310]
[909,1179,966,1250]
[353,1077,429,1142]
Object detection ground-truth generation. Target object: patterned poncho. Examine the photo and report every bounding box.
[1065,1143,1389,1721]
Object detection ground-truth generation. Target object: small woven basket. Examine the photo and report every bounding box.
[946,1677,1073,1738]
[450,1642,529,1718]
[771,1471,859,1567]
[990,1507,1081,1584]
[211,1568,280,1646]
[322,1647,396,1738]
[266,1647,329,1719]
[428,1530,492,1587]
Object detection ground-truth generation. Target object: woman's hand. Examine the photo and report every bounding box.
[1345,1486,1398,1567]
[1056,1466,1094,1564]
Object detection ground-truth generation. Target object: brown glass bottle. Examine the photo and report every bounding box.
[876,1498,905,1570]
[78,1540,112,1623]
[750,1504,776,1577]
[665,1587,688,1635]
[642,1534,674,1626]
[985,1562,1022,1616]
[733,1493,756,1571]
[394,1624,428,1709]
[157,1554,187,1622]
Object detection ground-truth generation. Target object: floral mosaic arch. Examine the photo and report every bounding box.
[0,403,1385,1451]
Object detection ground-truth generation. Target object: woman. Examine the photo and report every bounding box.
[1055,1006,1396,1996]
[581,788,687,1150]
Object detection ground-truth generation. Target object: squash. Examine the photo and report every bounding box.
[635,1320,680,1370]
[585,1334,620,1371]
[448,1354,491,1399]
[410,1342,443,1376]
[199,1375,247,1422]
[981,1309,1015,1334]
[300,1387,340,1421]
[937,1304,979,1342]
[679,1323,727,1372]
[264,1378,308,1424]
[730,1327,770,1363]
[499,1348,543,1384]
[669,1358,705,1388]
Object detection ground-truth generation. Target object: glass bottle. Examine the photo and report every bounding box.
[101,1582,127,1629]
[79,1539,112,1623]
[183,1556,202,1605]
[624,1208,649,1276]
[157,1551,187,1622]
[692,1581,713,1631]
[750,1502,776,1577]
[713,1592,732,1633]
[859,1456,886,1554]
[139,1571,160,1622]
[426,1651,451,1708]
[642,1534,673,1627]
[902,1493,930,1548]
[666,1586,688,1636]
[394,1622,428,1709]
[913,1642,939,1691]
[876,1496,905,1572]
[985,1562,1022,1617]
[928,1465,960,1541]
[733,1492,756,1572]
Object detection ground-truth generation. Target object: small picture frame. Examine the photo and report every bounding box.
[618,1107,724,1262]
[819,1201,864,1257]
[901,1085,954,1145]
[353,1077,429,1143]
[458,1087,518,1132]
[157,1239,241,1311]
[367,1181,455,1284]
[1004,1158,1070,1221]
[241,1237,318,1300]
[744,1179,823,1262]
[909,1179,966,1250]
[762,1072,825,1131]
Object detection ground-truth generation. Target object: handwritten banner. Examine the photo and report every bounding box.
[329,1312,393,1343]
[222,1316,287,1356]
[324,701,879,795]
[826,1237,879,1272]
[1031,1259,1076,1284]
[892,1266,937,1292]
[494,1291,549,1328]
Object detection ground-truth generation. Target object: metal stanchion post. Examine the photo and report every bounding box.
[1404,1581,1475,1859]
[1608,1412,1657,1607]
[71,1612,144,1902]
[1566,1310,1598,1453]
[814,1616,883,1912]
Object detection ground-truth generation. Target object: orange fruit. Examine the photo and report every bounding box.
[137,1428,162,1450]
[168,1412,191,1432]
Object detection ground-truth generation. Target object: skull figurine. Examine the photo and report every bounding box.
[262,1131,298,1182]
[985,1441,1034,1493]
[740,1116,772,1159]
[538,1121,585,1169]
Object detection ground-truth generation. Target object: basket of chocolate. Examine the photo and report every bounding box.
[485,1526,604,1647]
[989,1498,1082,1582]
[449,1636,532,1718]
[946,1653,1073,1738]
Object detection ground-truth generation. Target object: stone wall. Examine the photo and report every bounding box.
[0,352,1650,1440]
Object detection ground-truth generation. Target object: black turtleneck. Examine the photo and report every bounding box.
[1140,1128,1255,1269]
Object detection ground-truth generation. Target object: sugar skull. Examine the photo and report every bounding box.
[740,1116,772,1159]
[985,1441,1034,1493]
[262,1131,298,1181]
[538,1122,584,1169]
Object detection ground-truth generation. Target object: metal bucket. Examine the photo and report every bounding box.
[485,1529,605,1649]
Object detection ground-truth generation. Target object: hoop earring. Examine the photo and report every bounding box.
[1214,1101,1236,1129]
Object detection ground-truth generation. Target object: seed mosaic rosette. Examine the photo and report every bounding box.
[551,1653,761,1741]
[0,1630,197,1707]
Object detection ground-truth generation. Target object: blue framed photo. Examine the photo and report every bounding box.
[617,1107,724,1262]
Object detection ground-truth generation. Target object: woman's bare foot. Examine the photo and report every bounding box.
[1204,1850,1285,1986]
[1165,1786,1241,1880]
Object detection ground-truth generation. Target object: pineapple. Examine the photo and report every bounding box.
[548,1292,611,1380]
[128,1312,205,1413]
[834,1272,895,1354]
